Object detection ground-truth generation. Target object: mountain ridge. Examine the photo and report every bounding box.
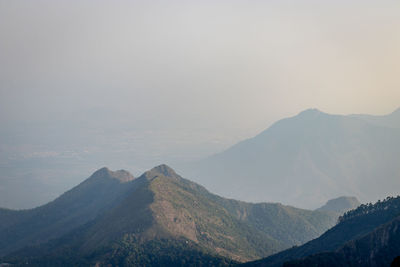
[180,107,400,208]
[0,165,339,265]
[284,215,400,267]
[0,168,138,256]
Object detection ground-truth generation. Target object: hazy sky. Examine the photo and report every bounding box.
[0,0,400,208]
[1,0,399,136]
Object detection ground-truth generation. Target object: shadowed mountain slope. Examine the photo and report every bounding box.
[181,108,400,209]
[284,215,400,267]
[0,168,135,256]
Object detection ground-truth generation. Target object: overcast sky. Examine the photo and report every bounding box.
[1,0,399,148]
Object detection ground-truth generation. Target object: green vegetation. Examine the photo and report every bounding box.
[0,168,138,257]
[244,195,400,267]
[106,236,236,267]
[284,215,400,267]
[3,237,236,267]
[0,165,339,265]
[339,196,400,223]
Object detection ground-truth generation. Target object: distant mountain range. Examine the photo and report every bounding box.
[244,195,400,267]
[181,107,400,208]
[0,165,341,266]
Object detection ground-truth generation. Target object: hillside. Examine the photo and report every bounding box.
[244,195,400,267]
[181,108,400,208]
[0,165,337,265]
[0,168,136,256]
[284,215,400,267]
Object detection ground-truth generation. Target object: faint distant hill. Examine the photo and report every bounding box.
[351,107,400,129]
[181,107,400,209]
[0,165,338,265]
[316,196,360,215]
[243,195,400,267]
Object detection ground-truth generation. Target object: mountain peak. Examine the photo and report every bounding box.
[150,164,178,178]
[91,167,112,176]
[1,163,341,265]
[112,170,135,182]
[298,108,324,117]
[90,167,134,183]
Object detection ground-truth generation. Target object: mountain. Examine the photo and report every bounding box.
[0,165,338,265]
[316,196,360,215]
[243,195,400,267]
[180,108,400,208]
[284,215,400,267]
[351,107,400,129]
[0,167,135,256]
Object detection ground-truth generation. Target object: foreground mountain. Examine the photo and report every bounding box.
[244,195,400,267]
[0,165,337,265]
[284,215,400,267]
[181,108,400,208]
